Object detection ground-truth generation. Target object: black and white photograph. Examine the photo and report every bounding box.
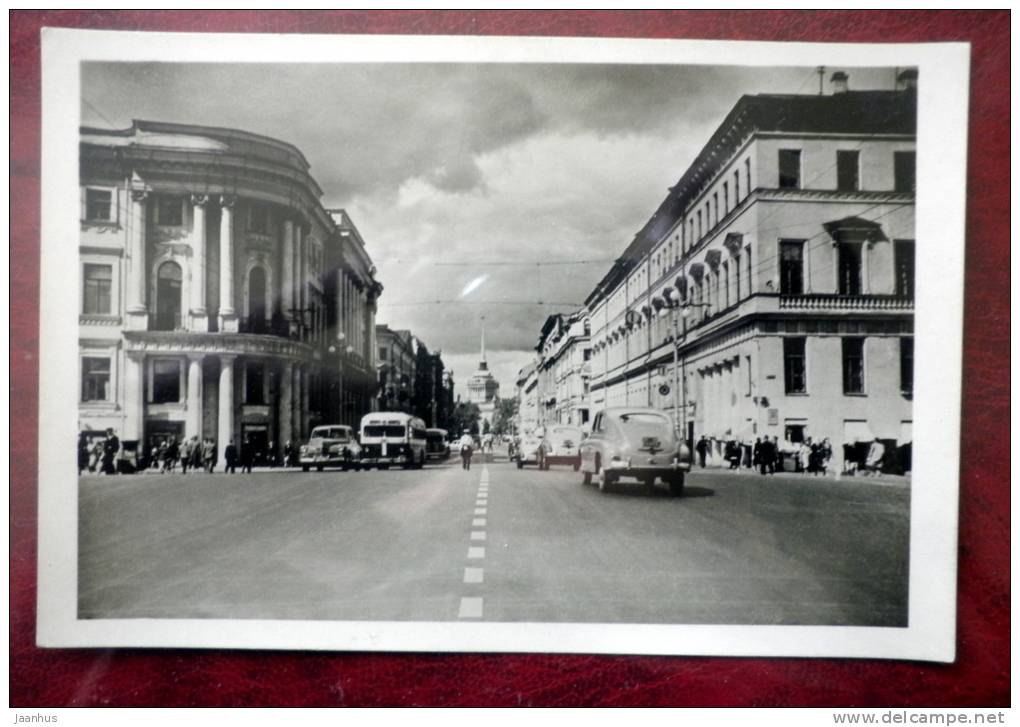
[37,29,968,659]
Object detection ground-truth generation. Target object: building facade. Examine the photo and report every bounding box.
[534,312,592,428]
[376,325,416,413]
[515,361,539,435]
[586,73,916,473]
[78,120,381,464]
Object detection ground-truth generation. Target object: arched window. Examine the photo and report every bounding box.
[248,266,267,333]
[155,261,182,331]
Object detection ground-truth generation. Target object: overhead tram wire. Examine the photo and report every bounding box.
[381,300,585,308]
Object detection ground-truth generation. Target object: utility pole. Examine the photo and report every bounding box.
[817,65,826,95]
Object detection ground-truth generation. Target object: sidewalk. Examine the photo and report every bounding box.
[689,464,911,488]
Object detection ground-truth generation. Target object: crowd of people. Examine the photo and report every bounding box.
[695,435,835,476]
[77,429,301,475]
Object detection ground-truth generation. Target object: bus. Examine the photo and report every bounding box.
[358,412,428,469]
[425,428,451,461]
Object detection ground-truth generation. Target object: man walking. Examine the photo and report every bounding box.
[101,428,119,475]
[459,433,474,471]
[224,438,239,474]
[696,436,708,468]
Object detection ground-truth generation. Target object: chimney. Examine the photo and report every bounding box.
[830,71,849,94]
[896,69,918,91]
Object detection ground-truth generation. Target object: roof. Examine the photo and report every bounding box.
[587,89,917,306]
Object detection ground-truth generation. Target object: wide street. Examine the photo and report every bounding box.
[79,455,909,626]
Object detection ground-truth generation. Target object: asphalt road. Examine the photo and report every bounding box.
[78,456,909,626]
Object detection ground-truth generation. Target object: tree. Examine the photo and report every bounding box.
[490,397,518,436]
[448,401,481,438]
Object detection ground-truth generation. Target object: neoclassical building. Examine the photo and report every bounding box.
[465,327,500,430]
[78,120,381,463]
[534,312,592,429]
[585,72,917,473]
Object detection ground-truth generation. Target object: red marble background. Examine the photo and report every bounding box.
[9,10,1009,707]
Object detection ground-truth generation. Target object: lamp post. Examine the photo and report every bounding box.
[659,288,708,446]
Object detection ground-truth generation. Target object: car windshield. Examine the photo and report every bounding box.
[617,412,671,437]
[311,428,350,441]
[364,425,406,438]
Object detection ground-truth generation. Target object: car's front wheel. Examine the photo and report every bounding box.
[581,468,592,486]
[301,464,310,472]
[516,459,523,470]
[668,473,685,497]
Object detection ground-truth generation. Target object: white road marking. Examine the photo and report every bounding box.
[472,518,486,527]
[458,597,483,618]
[474,507,486,515]
[471,531,486,541]
[467,546,485,559]
[463,567,484,584]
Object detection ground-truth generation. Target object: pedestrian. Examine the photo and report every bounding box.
[864,437,885,476]
[77,432,90,476]
[101,428,119,475]
[203,438,217,473]
[180,437,192,474]
[240,436,254,474]
[224,438,239,474]
[696,436,708,468]
[759,435,774,475]
[798,438,811,474]
[189,435,202,473]
[267,440,277,468]
[820,438,833,474]
[459,433,474,471]
[166,436,179,473]
[752,437,762,472]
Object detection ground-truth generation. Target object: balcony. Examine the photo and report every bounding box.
[238,315,296,339]
[778,294,913,311]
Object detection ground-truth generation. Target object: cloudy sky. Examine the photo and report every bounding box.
[82,61,898,391]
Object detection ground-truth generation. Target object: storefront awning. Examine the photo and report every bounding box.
[843,419,876,443]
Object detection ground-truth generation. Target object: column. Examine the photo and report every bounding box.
[295,224,304,338]
[126,190,148,329]
[832,243,840,293]
[218,355,236,463]
[282,219,294,326]
[301,365,310,437]
[804,240,813,293]
[186,354,205,441]
[122,352,145,440]
[189,195,208,331]
[861,242,871,294]
[279,361,293,450]
[219,196,237,332]
[293,365,304,440]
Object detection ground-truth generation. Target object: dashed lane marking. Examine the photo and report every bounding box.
[472,518,486,527]
[467,546,485,559]
[470,531,486,541]
[474,507,487,516]
[463,567,484,584]
[458,597,483,618]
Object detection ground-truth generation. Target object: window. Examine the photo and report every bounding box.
[733,253,742,300]
[379,347,388,361]
[155,261,183,331]
[745,355,752,396]
[837,150,860,191]
[785,424,806,444]
[778,149,801,189]
[734,169,740,201]
[779,240,804,295]
[248,204,269,234]
[722,182,729,215]
[712,192,719,227]
[783,337,806,394]
[688,220,694,249]
[696,210,702,240]
[152,359,181,403]
[722,261,730,309]
[155,196,184,226]
[842,337,865,394]
[245,361,265,405]
[83,263,112,314]
[894,240,916,297]
[744,158,751,196]
[900,337,914,394]
[81,357,110,402]
[894,151,916,193]
[84,188,113,221]
[837,242,863,295]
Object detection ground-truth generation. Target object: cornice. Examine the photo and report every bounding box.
[123,331,321,361]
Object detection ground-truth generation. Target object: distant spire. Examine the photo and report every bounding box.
[479,317,488,371]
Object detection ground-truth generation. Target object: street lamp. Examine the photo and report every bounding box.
[658,286,708,446]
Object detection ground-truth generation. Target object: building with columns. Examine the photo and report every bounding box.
[584,72,916,474]
[78,120,381,465]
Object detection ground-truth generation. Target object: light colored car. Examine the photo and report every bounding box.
[299,425,362,472]
[579,408,692,496]
[515,435,544,469]
[538,425,584,471]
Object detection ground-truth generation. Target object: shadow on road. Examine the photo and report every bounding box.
[601,483,715,499]
[680,485,715,498]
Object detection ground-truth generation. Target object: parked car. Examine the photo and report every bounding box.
[515,434,544,469]
[425,428,451,461]
[579,408,692,496]
[299,425,362,471]
[538,425,584,471]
